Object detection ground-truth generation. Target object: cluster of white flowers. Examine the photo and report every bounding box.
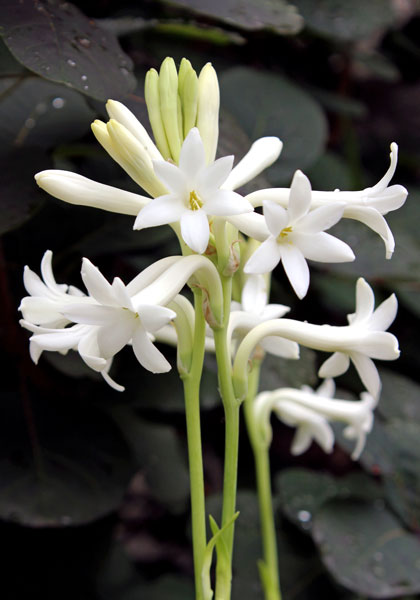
[20,57,406,460]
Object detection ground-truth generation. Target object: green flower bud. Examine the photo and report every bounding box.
[197,63,220,164]
[159,57,182,162]
[145,68,171,160]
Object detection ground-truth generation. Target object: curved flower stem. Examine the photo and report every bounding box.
[181,288,207,600]
[213,274,240,600]
[243,361,282,600]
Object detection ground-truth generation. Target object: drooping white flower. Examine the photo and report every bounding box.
[254,379,377,459]
[19,252,177,390]
[62,258,177,374]
[244,170,355,298]
[244,143,407,259]
[232,278,399,401]
[318,277,398,399]
[134,127,253,254]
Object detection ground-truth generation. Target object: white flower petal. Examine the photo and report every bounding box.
[153,159,188,196]
[204,190,253,216]
[298,203,345,234]
[178,127,207,179]
[40,250,66,292]
[318,352,350,378]
[132,327,172,373]
[369,142,398,194]
[19,297,68,325]
[288,170,312,222]
[350,278,375,325]
[111,277,134,310]
[316,378,336,398]
[244,238,281,274]
[344,206,395,259]
[227,213,269,242]
[367,184,407,214]
[354,331,400,360]
[197,155,233,195]
[222,137,282,191]
[261,336,300,359]
[81,258,119,306]
[180,209,210,254]
[241,274,268,314]
[63,304,118,326]
[35,170,150,216]
[260,304,290,319]
[369,293,398,332]
[350,352,381,399]
[133,194,185,230]
[279,243,310,299]
[97,314,134,358]
[137,304,176,332]
[23,266,49,297]
[102,366,125,392]
[106,100,162,161]
[263,201,288,236]
[293,232,355,263]
[78,329,107,371]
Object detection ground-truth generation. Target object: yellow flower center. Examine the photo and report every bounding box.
[277,226,293,242]
[189,190,203,211]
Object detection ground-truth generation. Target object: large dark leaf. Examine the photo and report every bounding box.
[160,0,303,35]
[313,498,420,598]
[0,77,95,153]
[0,77,95,234]
[276,468,382,532]
[0,0,136,101]
[0,392,135,527]
[294,0,395,41]
[0,149,48,235]
[220,67,327,184]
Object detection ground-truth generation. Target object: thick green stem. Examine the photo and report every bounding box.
[213,275,240,600]
[243,363,282,600]
[182,289,207,600]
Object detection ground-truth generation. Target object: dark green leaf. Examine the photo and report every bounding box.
[377,370,420,423]
[0,393,134,526]
[381,421,420,532]
[0,149,48,235]
[0,0,136,101]
[161,0,303,35]
[276,468,382,532]
[206,491,322,600]
[110,406,190,513]
[0,77,95,153]
[220,67,327,184]
[312,498,420,597]
[295,0,395,41]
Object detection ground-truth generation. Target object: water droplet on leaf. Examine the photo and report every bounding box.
[297,509,312,523]
[81,75,88,81]
[52,97,65,109]
[67,59,76,67]
[25,118,36,129]
[76,37,91,48]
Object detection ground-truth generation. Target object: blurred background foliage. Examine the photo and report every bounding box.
[1,0,420,598]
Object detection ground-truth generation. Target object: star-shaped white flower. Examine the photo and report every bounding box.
[254,379,377,459]
[319,277,398,399]
[243,143,407,259]
[61,259,176,374]
[133,127,253,254]
[244,170,355,298]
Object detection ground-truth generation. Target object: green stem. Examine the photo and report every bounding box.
[243,362,282,600]
[182,289,207,600]
[213,275,240,600]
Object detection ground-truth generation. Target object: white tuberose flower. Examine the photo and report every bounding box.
[244,170,355,298]
[19,252,177,391]
[133,127,253,254]
[244,143,407,259]
[319,277,398,399]
[254,379,377,459]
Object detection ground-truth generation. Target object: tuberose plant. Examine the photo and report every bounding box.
[19,57,406,600]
